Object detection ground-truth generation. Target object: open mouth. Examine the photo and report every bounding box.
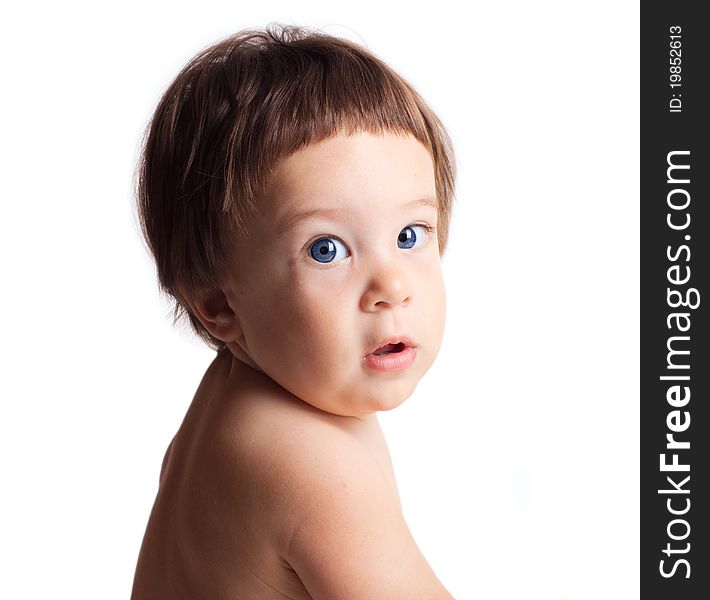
[373,342,406,356]
[364,338,416,372]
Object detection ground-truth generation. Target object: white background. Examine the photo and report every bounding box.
[0,1,639,598]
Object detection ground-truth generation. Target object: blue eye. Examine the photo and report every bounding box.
[309,237,349,263]
[397,225,429,250]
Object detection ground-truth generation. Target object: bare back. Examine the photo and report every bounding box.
[131,351,400,600]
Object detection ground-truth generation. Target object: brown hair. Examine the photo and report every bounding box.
[136,24,456,351]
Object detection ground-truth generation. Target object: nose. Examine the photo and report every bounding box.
[359,261,414,312]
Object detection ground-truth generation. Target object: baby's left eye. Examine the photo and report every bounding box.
[397,225,429,250]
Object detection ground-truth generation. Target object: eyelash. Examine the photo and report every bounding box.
[412,223,436,235]
[304,222,436,260]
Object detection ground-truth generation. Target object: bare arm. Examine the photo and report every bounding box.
[275,429,453,600]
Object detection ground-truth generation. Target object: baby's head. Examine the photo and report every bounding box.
[137,25,456,416]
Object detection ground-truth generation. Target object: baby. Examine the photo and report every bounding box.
[131,25,456,599]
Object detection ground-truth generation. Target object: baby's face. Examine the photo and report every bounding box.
[222,131,446,417]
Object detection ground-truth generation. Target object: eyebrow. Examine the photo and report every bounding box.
[276,196,437,235]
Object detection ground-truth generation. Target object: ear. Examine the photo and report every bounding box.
[190,288,243,343]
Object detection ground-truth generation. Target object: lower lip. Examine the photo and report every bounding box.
[363,346,417,372]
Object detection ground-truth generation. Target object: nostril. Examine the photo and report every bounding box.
[374,295,411,307]
[362,279,413,312]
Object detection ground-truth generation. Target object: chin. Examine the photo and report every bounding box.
[372,395,409,413]
[307,376,420,417]
[364,381,417,413]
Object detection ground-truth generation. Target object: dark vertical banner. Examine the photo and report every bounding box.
[641,3,709,598]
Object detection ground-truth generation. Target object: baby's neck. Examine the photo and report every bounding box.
[222,350,379,427]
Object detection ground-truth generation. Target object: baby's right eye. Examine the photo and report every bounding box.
[308,237,350,263]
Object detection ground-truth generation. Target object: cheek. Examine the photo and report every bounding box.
[436,271,447,321]
[415,263,447,340]
[251,272,349,357]
[288,277,347,343]
[417,260,445,304]
[234,262,297,345]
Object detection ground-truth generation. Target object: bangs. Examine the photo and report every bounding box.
[218,29,441,232]
[138,25,455,351]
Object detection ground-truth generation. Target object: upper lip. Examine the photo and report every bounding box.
[365,335,415,357]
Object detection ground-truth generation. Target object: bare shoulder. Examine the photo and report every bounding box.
[187,362,366,547]
[180,359,452,599]
[212,374,368,532]
[229,392,453,599]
